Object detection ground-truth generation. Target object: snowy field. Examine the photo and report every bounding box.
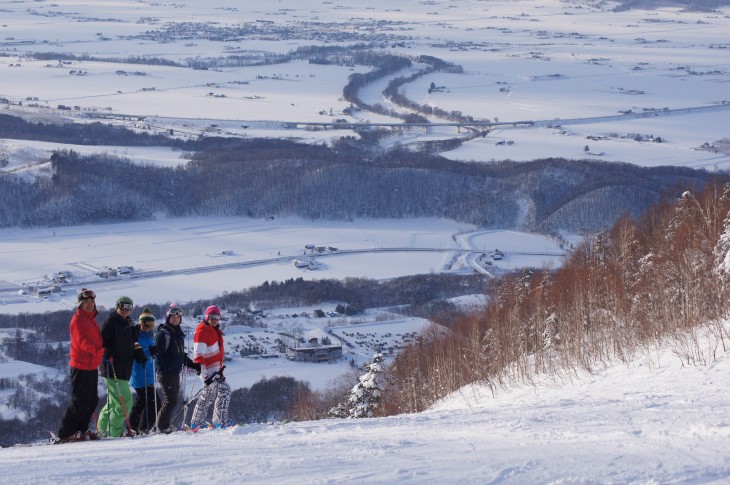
[1,0,729,170]
[0,216,565,314]
[0,324,727,484]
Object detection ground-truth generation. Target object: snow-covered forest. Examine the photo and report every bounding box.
[0,140,714,234]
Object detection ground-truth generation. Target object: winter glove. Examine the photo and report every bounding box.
[203,366,225,385]
[202,367,216,385]
[133,343,147,364]
[184,357,201,374]
[148,345,159,356]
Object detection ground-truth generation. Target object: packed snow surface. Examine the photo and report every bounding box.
[2,329,729,484]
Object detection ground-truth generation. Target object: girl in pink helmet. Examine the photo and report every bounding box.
[190,305,231,427]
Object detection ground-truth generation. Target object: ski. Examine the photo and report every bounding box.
[46,430,99,445]
[29,423,236,447]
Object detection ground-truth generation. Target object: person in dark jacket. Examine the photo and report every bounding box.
[128,308,160,434]
[56,288,104,443]
[155,303,200,433]
[97,296,146,437]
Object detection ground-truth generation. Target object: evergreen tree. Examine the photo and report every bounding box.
[346,353,384,418]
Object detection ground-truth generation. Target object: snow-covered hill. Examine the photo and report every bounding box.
[2,326,728,484]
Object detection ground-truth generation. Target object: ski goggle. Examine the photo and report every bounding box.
[118,302,134,311]
[208,314,221,321]
[78,289,95,300]
[168,307,183,316]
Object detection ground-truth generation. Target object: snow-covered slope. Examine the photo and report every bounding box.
[2,328,728,484]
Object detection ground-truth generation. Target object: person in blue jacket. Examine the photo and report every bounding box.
[128,308,160,433]
[155,303,201,433]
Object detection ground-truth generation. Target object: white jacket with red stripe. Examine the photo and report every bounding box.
[193,320,225,377]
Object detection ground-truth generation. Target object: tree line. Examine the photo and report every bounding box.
[0,141,719,235]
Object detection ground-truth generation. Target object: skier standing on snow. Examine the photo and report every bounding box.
[155,303,201,433]
[56,288,104,442]
[97,296,146,437]
[128,308,160,434]
[190,305,231,428]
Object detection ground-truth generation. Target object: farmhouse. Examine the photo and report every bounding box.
[286,337,342,362]
[294,259,312,268]
[35,285,61,297]
[51,271,73,283]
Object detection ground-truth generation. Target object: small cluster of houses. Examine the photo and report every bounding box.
[304,244,338,254]
[21,271,73,298]
[96,265,134,278]
[293,244,338,269]
[51,271,73,283]
[30,285,62,298]
[21,265,138,298]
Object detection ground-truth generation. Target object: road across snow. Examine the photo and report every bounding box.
[0,217,567,313]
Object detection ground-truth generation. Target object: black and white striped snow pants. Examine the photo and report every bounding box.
[191,378,231,426]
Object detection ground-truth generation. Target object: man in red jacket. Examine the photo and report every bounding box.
[190,305,231,427]
[56,288,104,442]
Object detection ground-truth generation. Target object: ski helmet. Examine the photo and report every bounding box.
[205,305,221,319]
[77,288,96,308]
[166,303,182,315]
[165,303,183,323]
[116,295,133,310]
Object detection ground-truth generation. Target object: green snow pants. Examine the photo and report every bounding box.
[97,377,133,437]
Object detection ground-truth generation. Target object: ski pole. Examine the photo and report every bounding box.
[143,362,148,434]
[183,331,192,426]
[171,366,225,427]
[179,355,200,429]
[180,374,198,429]
[181,360,188,424]
[152,356,159,433]
[105,359,112,438]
